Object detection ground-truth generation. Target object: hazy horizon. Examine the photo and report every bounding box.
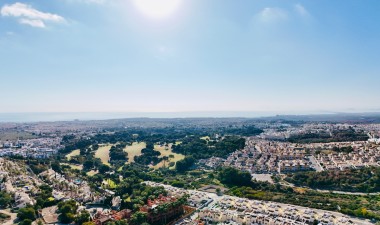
[1,110,380,123]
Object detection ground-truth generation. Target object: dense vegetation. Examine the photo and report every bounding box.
[0,191,12,208]
[109,143,128,167]
[58,199,78,224]
[285,167,380,193]
[34,184,56,209]
[175,157,195,172]
[61,125,258,157]
[218,167,252,187]
[17,206,36,225]
[88,164,168,211]
[332,146,354,153]
[288,128,368,143]
[172,136,245,159]
[134,143,162,166]
[61,127,247,172]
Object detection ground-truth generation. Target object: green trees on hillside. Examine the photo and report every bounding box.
[109,143,129,168]
[17,207,36,221]
[173,136,245,159]
[285,167,380,192]
[0,191,12,208]
[134,142,161,166]
[175,157,195,172]
[58,199,78,224]
[218,167,252,187]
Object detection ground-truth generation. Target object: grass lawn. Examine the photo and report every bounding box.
[61,163,83,171]
[200,136,210,141]
[103,179,117,189]
[123,142,146,163]
[95,144,112,166]
[65,149,80,160]
[152,143,185,169]
[321,150,333,154]
[87,170,98,176]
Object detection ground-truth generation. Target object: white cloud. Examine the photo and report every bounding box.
[256,7,288,23]
[294,4,310,17]
[19,18,45,28]
[1,2,65,28]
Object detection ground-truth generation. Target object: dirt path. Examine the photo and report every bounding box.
[0,209,17,225]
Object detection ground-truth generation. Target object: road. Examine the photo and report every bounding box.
[309,155,324,172]
[314,189,380,196]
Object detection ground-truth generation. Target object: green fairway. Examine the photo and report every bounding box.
[152,143,185,169]
[95,144,112,166]
[61,163,83,171]
[87,170,98,176]
[123,142,146,163]
[65,149,80,160]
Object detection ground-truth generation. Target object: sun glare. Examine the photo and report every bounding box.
[132,0,182,19]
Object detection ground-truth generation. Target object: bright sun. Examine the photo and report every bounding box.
[132,0,182,19]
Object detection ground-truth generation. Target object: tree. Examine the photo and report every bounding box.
[75,210,90,225]
[115,220,129,225]
[17,207,36,221]
[58,199,77,224]
[19,219,32,225]
[129,212,147,225]
[51,162,62,173]
[162,156,169,168]
[218,167,252,187]
[59,213,75,224]
[216,188,222,196]
[60,205,73,214]
[83,159,94,171]
[99,164,110,174]
[176,156,195,172]
[0,191,12,208]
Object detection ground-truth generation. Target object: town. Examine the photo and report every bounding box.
[144,181,371,225]
[0,137,62,159]
[0,117,379,225]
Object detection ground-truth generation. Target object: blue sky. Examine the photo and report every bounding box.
[1,0,380,114]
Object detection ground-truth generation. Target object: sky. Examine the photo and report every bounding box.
[1,0,380,115]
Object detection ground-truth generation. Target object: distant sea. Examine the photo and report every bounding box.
[1,110,375,123]
[0,112,279,123]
